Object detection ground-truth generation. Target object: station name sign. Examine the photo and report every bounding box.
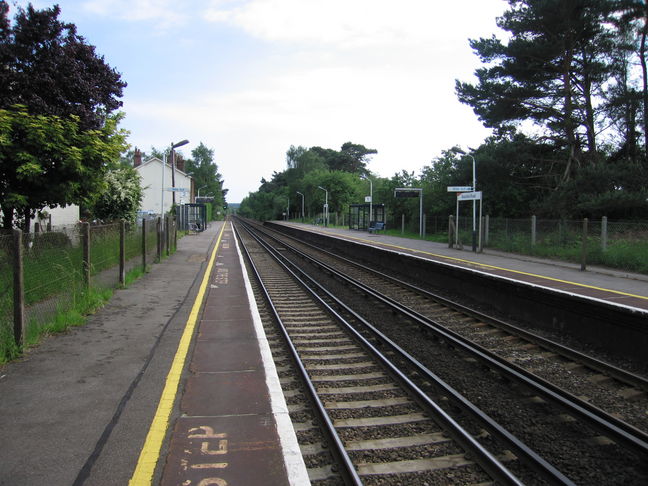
[447,186,473,192]
[394,188,422,198]
[457,191,482,201]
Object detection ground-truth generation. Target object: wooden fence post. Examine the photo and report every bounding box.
[165,215,171,257]
[173,215,177,253]
[580,218,588,271]
[142,218,147,271]
[156,217,162,263]
[485,214,490,245]
[448,215,455,248]
[13,229,25,347]
[119,220,126,285]
[82,222,90,288]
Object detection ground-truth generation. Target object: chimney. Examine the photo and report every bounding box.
[134,148,142,167]
[176,154,185,172]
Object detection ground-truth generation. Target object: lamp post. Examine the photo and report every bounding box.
[296,191,304,222]
[360,175,373,226]
[451,147,477,252]
[317,186,328,227]
[286,196,289,221]
[170,139,189,207]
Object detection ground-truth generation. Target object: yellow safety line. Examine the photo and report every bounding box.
[129,222,227,485]
[295,225,648,302]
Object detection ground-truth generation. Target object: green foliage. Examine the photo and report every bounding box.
[184,142,228,219]
[0,2,126,130]
[90,166,143,223]
[0,106,129,230]
[453,0,648,218]
[240,142,374,221]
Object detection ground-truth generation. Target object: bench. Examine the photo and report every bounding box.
[368,221,385,233]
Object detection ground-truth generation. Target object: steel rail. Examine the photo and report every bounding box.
[266,228,648,459]
[244,220,576,485]
[233,223,363,486]
[238,220,527,486]
[294,236,648,393]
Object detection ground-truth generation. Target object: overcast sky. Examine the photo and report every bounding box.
[12,0,507,202]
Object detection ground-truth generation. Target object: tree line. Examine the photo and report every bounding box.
[240,0,648,224]
[0,2,226,231]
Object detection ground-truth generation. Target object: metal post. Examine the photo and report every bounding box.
[318,186,328,227]
[297,191,304,222]
[161,153,166,219]
[478,200,483,252]
[13,229,25,347]
[580,218,589,271]
[471,154,476,252]
[531,215,537,246]
[119,220,126,285]
[455,197,459,248]
[601,216,607,251]
[401,213,405,234]
[419,190,423,238]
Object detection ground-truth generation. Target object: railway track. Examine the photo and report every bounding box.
[233,218,648,485]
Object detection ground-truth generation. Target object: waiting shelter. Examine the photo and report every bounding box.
[348,203,385,231]
[177,203,207,232]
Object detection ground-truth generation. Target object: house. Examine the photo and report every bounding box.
[134,149,194,216]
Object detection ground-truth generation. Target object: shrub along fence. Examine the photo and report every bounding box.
[1,215,176,362]
[450,215,648,274]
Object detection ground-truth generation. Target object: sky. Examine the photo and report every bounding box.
[10,0,508,203]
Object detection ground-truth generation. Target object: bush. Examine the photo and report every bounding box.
[33,231,72,249]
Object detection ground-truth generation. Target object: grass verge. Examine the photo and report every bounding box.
[1,265,147,366]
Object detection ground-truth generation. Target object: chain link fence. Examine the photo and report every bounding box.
[0,233,14,358]
[458,215,648,273]
[1,216,175,363]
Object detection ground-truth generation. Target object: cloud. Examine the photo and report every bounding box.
[203,0,504,48]
[80,0,191,26]
[123,58,491,201]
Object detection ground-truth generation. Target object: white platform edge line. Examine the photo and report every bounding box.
[231,222,312,486]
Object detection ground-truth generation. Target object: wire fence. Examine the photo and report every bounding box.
[1,215,176,363]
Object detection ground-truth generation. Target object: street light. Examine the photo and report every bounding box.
[317,186,328,227]
[451,147,477,252]
[360,175,373,226]
[197,185,207,202]
[296,191,304,222]
[170,139,189,207]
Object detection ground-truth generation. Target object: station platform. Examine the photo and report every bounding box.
[0,221,308,486]
[134,222,309,485]
[274,222,648,313]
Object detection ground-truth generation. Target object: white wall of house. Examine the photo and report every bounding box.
[30,204,79,230]
[136,157,193,216]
